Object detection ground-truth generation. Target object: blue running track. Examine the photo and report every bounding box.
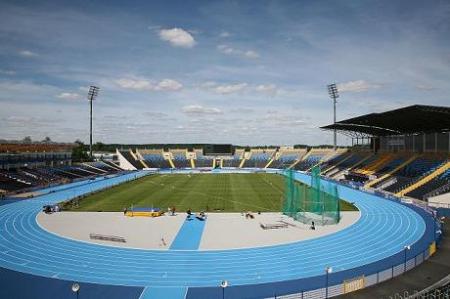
[170,216,206,250]
[0,170,435,299]
[140,286,188,299]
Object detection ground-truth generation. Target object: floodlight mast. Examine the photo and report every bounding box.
[327,83,339,150]
[87,86,100,159]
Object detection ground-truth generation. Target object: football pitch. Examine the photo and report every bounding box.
[67,173,357,212]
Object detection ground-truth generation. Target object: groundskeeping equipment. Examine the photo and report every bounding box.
[282,166,340,225]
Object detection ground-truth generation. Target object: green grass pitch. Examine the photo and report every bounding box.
[67,173,357,212]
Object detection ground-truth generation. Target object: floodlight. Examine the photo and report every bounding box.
[87,86,100,159]
[327,83,339,149]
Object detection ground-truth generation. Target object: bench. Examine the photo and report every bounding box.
[89,233,126,243]
[260,222,289,230]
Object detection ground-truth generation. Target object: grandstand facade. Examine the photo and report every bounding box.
[115,146,448,204]
[110,105,449,206]
[0,143,122,195]
[321,105,450,203]
[3,107,448,205]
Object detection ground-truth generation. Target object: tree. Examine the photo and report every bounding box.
[93,142,106,151]
[72,140,90,162]
[22,136,32,144]
[42,136,52,143]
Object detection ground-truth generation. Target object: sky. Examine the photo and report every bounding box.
[0,0,449,146]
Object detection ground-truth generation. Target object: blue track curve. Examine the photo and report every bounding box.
[0,170,428,296]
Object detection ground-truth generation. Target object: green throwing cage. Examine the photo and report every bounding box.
[282,166,340,225]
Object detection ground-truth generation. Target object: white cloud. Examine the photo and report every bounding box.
[230,107,255,114]
[244,50,260,59]
[213,83,248,94]
[217,44,259,59]
[142,111,170,119]
[217,44,234,54]
[253,110,309,128]
[219,31,231,38]
[214,83,247,94]
[78,86,91,92]
[56,92,82,100]
[416,84,435,91]
[116,78,152,90]
[0,70,16,75]
[182,105,223,115]
[255,84,278,96]
[338,80,381,93]
[200,81,218,89]
[18,50,38,57]
[159,28,196,48]
[201,82,278,95]
[291,120,306,126]
[0,80,60,103]
[154,79,183,91]
[115,78,182,91]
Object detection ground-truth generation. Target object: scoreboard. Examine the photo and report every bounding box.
[203,144,233,155]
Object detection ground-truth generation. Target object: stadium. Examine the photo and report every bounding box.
[1,1,450,299]
[1,105,449,299]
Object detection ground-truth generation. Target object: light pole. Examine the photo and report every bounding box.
[220,280,228,299]
[87,86,100,159]
[325,266,332,298]
[327,83,339,150]
[403,245,411,273]
[71,282,80,299]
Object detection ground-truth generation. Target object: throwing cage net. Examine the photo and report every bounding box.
[282,166,340,225]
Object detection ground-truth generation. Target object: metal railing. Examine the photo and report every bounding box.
[388,274,450,299]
